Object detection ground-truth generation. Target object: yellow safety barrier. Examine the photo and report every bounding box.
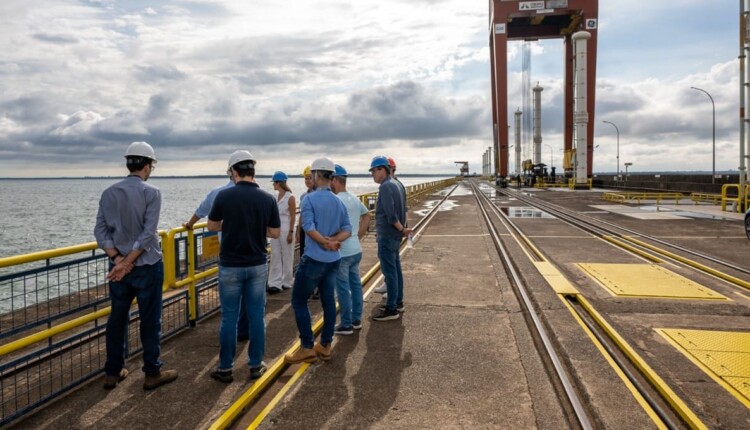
[720,183,750,212]
[600,192,684,205]
[689,193,722,205]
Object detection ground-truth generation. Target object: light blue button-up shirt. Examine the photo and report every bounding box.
[94,175,162,266]
[195,180,233,218]
[300,187,351,263]
[336,191,369,257]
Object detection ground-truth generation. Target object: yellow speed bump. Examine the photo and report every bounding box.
[577,263,729,300]
[656,329,750,408]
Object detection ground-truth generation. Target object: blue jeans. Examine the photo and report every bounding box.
[335,253,363,327]
[105,262,164,376]
[377,236,403,311]
[291,256,339,348]
[217,264,268,369]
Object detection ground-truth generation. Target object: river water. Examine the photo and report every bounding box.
[0,176,449,258]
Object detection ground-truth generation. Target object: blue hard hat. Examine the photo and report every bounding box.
[332,164,348,177]
[271,171,288,182]
[369,155,390,172]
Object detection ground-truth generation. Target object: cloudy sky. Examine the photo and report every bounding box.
[0,0,746,177]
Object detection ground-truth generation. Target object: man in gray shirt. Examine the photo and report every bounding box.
[94,141,178,391]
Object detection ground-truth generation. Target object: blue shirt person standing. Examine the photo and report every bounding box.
[284,157,351,364]
[330,164,371,334]
[369,155,412,321]
[94,141,178,390]
[207,150,281,383]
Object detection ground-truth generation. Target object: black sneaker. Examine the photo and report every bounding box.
[334,325,354,335]
[267,286,282,295]
[210,368,233,383]
[249,362,266,380]
[352,320,362,330]
[379,302,405,313]
[372,309,400,321]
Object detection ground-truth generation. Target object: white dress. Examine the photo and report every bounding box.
[269,191,295,289]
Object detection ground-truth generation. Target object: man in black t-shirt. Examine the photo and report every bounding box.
[207,150,281,383]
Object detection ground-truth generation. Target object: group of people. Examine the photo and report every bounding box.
[94,141,411,390]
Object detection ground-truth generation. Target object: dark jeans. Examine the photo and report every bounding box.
[105,262,164,376]
[377,236,404,311]
[291,256,339,348]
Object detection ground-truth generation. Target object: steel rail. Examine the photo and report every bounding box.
[508,189,750,276]
[503,189,750,291]
[471,181,594,430]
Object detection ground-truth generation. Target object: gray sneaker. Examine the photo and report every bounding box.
[374,284,387,294]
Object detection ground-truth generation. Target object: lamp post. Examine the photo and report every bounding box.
[690,86,715,184]
[624,162,632,181]
[602,120,620,181]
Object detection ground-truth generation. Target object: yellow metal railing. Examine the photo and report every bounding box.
[720,183,750,212]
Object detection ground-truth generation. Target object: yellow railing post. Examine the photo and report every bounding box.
[186,229,198,325]
[164,230,177,290]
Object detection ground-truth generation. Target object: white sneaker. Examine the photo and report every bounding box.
[374,284,387,294]
[382,292,387,300]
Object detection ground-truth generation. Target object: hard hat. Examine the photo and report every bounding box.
[332,164,348,177]
[387,157,396,168]
[124,141,157,163]
[227,150,255,169]
[310,157,335,172]
[369,155,390,171]
[271,171,288,182]
[301,165,312,177]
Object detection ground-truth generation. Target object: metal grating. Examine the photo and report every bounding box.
[577,263,729,300]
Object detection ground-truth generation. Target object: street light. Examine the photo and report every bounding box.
[690,86,715,184]
[624,162,632,181]
[602,120,620,180]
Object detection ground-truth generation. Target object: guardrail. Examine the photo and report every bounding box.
[690,193,722,205]
[601,191,684,205]
[0,177,456,425]
[720,183,750,212]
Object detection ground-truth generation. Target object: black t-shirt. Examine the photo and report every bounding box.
[208,181,281,267]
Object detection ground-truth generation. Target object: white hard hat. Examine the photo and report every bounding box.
[228,150,256,168]
[310,157,335,172]
[125,141,157,163]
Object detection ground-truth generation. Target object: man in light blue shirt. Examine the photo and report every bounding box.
[330,164,371,334]
[284,157,351,364]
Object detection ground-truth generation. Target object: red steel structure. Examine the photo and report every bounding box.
[489,0,598,177]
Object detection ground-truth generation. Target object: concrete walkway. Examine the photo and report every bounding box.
[257,186,567,429]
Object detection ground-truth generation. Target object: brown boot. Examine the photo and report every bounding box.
[103,368,128,389]
[314,342,332,361]
[284,347,318,364]
[143,369,178,390]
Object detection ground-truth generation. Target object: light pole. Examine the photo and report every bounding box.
[602,120,620,180]
[690,86,715,184]
[624,162,632,181]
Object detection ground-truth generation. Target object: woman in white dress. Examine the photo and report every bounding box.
[268,171,296,294]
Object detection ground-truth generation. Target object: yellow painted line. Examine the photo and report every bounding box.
[577,263,729,301]
[656,329,750,408]
[247,363,310,429]
[576,296,708,430]
[622,236,750,291]
[601,236,664,263]
[533,262,579,295]
[559,296,667,429]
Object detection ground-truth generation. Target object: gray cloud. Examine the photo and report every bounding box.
[133,64,187,83]
[31,33,78,44]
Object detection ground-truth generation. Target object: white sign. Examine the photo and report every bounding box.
[546,0,568,8]
[494,23,506,34]
[519,1,545,11]
[585,18,598,29]
[537,9,554,14]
